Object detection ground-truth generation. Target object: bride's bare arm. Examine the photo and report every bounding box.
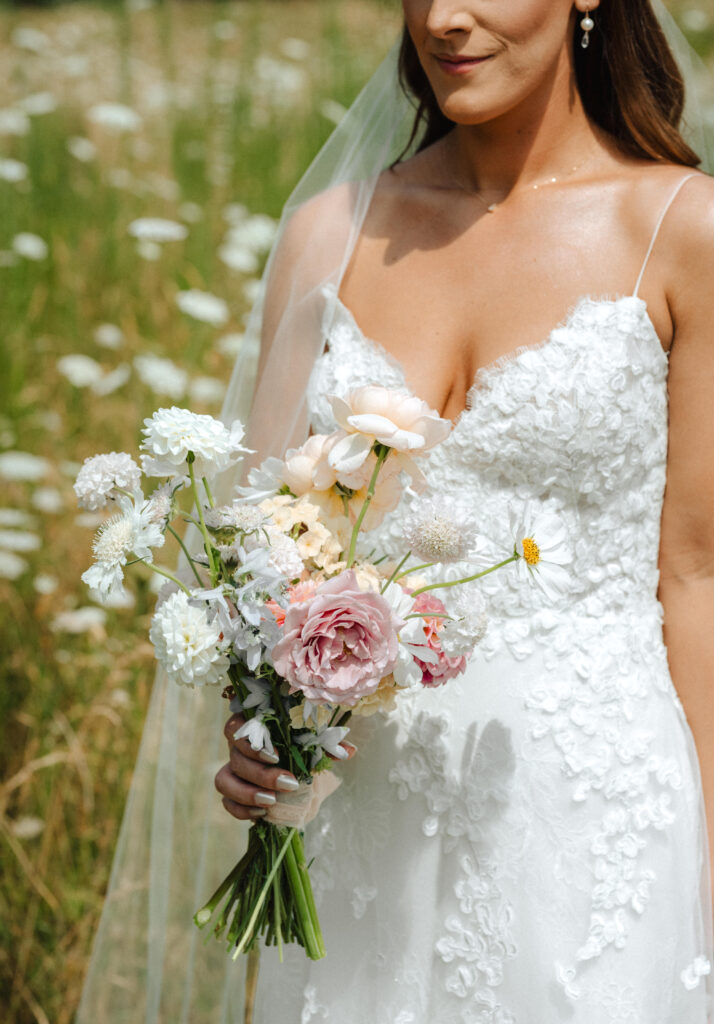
[656,173,714,899]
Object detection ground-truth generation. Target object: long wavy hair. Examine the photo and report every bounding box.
[395,0,701,166]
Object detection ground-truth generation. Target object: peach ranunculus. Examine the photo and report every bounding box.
[281,432,344,496]
[327,386,452,488]
[271,569,405,706]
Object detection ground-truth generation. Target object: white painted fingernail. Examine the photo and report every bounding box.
[276,774,299,792]
[258,749,280,764]
[249,807,267,817]
[255,791,277,806]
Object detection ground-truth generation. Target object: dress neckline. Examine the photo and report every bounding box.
[321,281,668,429]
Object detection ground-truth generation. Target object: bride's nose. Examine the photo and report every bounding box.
[424,0,476,37]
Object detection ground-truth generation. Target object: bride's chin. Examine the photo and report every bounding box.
[432,91,511,128]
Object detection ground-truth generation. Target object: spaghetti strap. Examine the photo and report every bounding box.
[633,171,700,297]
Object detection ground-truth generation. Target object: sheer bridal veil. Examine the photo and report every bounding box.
[76,5,712,1022]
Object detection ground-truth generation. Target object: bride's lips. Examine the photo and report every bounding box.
[434,53,494,76]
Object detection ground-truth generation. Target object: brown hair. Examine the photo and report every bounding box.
[394,1,701,167]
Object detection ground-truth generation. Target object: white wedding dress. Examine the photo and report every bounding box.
[253,171,713,1023]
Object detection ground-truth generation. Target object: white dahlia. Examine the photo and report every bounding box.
[140,406,252,477]
[74,452,141,510]
[149,590,229,687]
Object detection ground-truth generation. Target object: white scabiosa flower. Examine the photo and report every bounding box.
[511,507,572,601]
[140,406,251,477]
[402,497,479,564]
[74,452,142,510]
[259,527,304,579]
[440,588,489,657]
[149,590,229,687]
[81,491,166,601]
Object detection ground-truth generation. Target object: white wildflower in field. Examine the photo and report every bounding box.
[19,92,57,116]
[57,354,104,388]
[51,606,107,633]
[136,239,161,261]
[11,27,50,52]
[402,497,478,564]
[0,529,40,553]
[218,241,259,274]
[74,452,141,510]
[215,332,244,357]
[149,591,229,687]
[34,573,59,594]
[0,509,35,527]
[0,159,28,183]
[10,817,45,840]
[0,451,50,482]
[128,217,188,242]
[225,214,277,253]
[93,322,123,349]
[280,37,310,61]
[87,101,142,132]
[0,108,30,136]
[0,551,26,579]
[175,288,229,327]
[134,354,188,398]
[141,406,250,477]
[320,99,348,125]
[32,487,64,514]
[213,19,236,41]
[12,232,48,261]
[189,376,225,405]
[179,201,202,223]
[244,278,262,304]
[91,364,131,396]
[67,136,97,162]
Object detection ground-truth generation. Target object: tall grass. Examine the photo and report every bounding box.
[0,1,711,1022]
[0,2,397,1020]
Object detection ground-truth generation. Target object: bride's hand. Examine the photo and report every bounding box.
[216,712,356,821]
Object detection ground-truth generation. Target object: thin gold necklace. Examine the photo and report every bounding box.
[440,145,591,212]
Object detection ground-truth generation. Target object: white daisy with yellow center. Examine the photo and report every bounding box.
[512,508,572,601]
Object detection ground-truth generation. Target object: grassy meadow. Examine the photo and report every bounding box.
[1,1,713,1021]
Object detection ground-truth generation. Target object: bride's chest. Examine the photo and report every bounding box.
[307,284,669,496]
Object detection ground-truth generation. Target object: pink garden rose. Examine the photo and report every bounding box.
[271,570,404,706]
[412,591,469,687]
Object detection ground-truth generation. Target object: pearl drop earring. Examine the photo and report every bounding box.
[580,7,595,49]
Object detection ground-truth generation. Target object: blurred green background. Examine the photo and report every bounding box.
[0,1,712,1021]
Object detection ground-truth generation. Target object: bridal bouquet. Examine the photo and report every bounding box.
[75,386,565,966]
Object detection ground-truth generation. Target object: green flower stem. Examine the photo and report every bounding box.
[230,827,296,961]
[167,524,204,586]
[141,561,193,595]
[379,550,412,594]
[188,457,217,583]
[202,475,215,509]
[395,562,435,579]
[409,554,520,597]
[345,445,390,570]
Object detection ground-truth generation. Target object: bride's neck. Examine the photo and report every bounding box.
[444,82,611,195]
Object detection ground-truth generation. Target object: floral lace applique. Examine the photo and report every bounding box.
[389,709,520,1017]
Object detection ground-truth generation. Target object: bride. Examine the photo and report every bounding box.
[78,2,714,1023]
